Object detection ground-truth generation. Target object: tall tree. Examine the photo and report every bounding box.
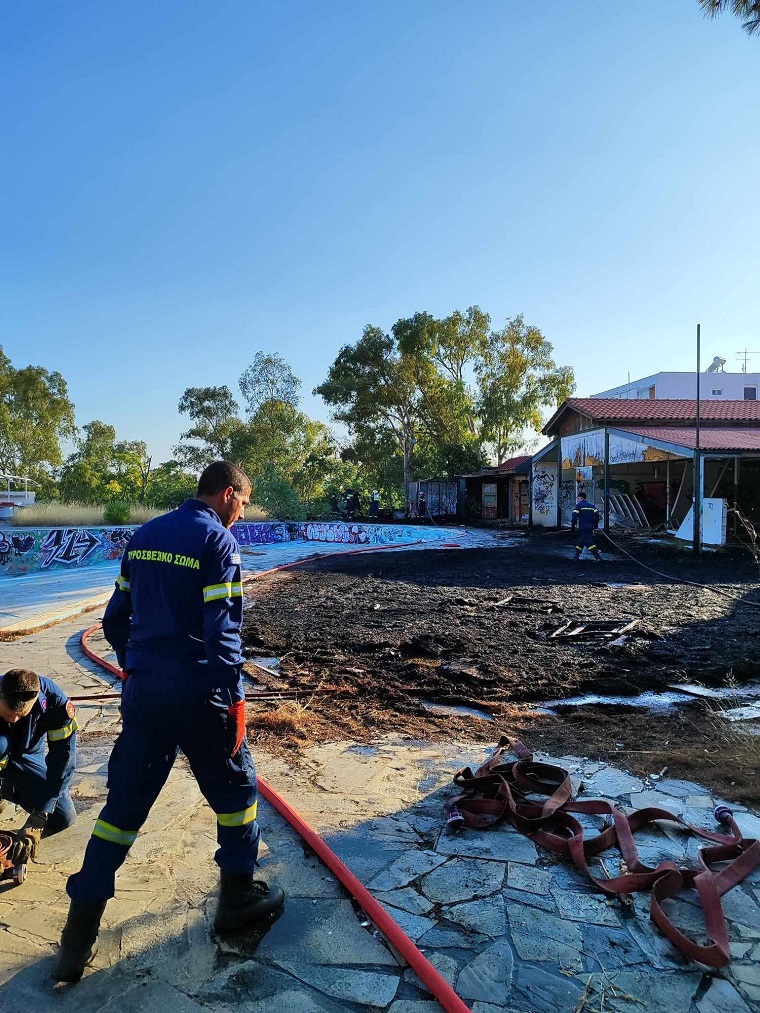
[316,309,575,508]
[699,0,760,34]
[239,352,301,417]
[315,326,420,510]
[60,421,152,503]
[0,346,77,479]
[476,315,575,465]
[145,461,197,509]
[173,386,244,469]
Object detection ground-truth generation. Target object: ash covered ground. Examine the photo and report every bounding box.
[242,535,760,802]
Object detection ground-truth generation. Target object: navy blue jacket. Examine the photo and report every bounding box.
[0,676,77,813]
[571,498,600,532]
[102,500,245,699]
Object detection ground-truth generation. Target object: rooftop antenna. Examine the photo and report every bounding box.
[737,349,759,373]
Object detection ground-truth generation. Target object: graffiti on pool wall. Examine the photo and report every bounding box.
[300,522,370,544]
[235,523,292,546]
[0,526,137,576]
[12,534,35,556]
[532,470,556,516]
[0,521,452,577]
[41,529,103,568]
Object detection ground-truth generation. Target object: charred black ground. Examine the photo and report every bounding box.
[242,533,760,802]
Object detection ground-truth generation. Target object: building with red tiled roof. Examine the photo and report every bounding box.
[531,397,760,546]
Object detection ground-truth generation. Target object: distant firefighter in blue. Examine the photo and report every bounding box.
[571,492,603,561]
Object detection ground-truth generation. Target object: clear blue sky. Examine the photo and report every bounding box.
[3,1,759,463]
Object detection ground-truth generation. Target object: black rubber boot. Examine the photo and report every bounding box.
[52,901,107,983]
[592,549,603,561]
[214,873,285,933]
[573,550,581,561]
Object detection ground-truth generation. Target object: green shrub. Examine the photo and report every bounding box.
[104,500,131,525]
[254,467,305,520]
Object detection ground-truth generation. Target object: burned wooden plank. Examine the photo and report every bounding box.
[550,619,641,640]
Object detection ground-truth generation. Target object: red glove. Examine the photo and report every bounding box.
[227,700,246,756]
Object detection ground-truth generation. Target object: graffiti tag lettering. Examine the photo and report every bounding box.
[41,529,102,569]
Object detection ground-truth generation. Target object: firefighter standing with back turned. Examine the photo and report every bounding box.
[571,491,603,561]
[53,461,284,983]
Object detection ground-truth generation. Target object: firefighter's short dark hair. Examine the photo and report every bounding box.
[0,669,41,712]
[197,461,251,497]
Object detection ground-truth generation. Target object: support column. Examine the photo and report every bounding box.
[666,457,671,527]
[693,452,703,555]
[603,429,610,535]
[734,456,740,538]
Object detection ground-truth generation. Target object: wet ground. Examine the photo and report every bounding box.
[242,535,760,803]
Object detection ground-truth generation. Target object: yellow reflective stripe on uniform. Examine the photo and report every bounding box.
[117,576,130,591]
[92,819,138,846]
[48,717,79,742]
[203,581,244,603]
[216,801,258,827]
[0,755,9,771]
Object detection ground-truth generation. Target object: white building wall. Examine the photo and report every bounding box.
[592,372,760,401]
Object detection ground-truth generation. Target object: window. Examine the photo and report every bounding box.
[711,388,723,396]
[745,386,757,401]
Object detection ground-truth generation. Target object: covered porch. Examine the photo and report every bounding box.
[531,426,760,546]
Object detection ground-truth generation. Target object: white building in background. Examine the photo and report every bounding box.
[592,363,760,402]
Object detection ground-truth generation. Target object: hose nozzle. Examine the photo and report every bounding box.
[714,804,733,825]
[446,806,465,829]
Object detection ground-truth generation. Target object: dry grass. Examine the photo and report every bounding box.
[13,502,161,527]
[241,504,268,521]
[704,674,760,774]
[12,500,267,527]
[247,701,322,744]
[128,505,165,524]
[13,502,106,526]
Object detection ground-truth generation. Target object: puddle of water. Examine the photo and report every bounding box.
[670,682,760,701]
[250,656,281,670]
[720,704,760,722]
[542,681,760,716]
[542,691,693,714]
[419,699,494,721]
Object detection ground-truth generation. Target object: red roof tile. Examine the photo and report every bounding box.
[567,398,760,421]
[616,426,760,452]
[496,455,532,473]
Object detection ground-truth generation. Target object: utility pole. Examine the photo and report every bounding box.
[693,324,701,556]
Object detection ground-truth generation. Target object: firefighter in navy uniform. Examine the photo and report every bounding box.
[571,492,603,561]
[54,461,284,983]
[0,669,78,861]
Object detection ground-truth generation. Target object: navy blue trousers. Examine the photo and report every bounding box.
[0,737,77,833]
[67,673,260,905]
[574,529,597,550]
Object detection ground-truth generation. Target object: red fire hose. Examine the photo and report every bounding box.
[78,539,471,1013]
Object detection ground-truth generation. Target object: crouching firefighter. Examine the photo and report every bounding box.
[0,669,78,863]
[54,461,284,984]
[571,492,603,561]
